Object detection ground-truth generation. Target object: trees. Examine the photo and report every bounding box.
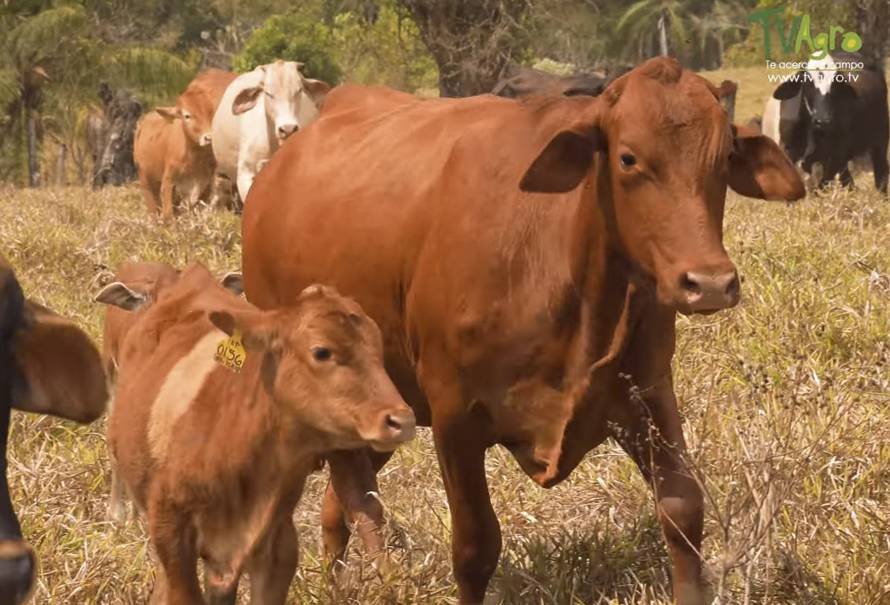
[396,0,531,97]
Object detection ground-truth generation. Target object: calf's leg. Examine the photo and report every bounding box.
[321,449,391,570]
[612,376,705,605]
[246,517,298,605]
[148,498,203,605]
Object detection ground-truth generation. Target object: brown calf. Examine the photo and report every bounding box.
[95,261,242,522]
[133,69,236,219]
[105,263,414,604]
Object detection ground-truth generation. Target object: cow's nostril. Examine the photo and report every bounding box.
[680,273,702,295]
[385,414,402,431]
[725,274,740,298]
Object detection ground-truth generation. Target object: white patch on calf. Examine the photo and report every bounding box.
[148,330,223,461]
[807,54,837,96]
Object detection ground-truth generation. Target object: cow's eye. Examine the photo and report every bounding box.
[619,153,637,169]
[311,346,332,362]
[182,112,192,120]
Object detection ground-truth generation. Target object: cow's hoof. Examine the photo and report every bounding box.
[0,542,35,605]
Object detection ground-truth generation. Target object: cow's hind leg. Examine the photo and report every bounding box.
[245,516,298,605]
[870,144,889,193]
[322,449,391,572]
[612,377,705,605]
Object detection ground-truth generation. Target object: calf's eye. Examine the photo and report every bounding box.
[619,153,637,169]
[311,346,332,362]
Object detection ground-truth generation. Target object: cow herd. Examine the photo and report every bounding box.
[0,51,885,605]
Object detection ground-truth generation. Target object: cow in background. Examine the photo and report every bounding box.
[772,51,889,192]
[212,61,330,201]
[1,255,108,605]
[492,65,619,98]
[133,69,237,219]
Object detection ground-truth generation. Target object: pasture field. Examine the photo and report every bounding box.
[1,65,889,604]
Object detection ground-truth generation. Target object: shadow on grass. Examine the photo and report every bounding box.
[493,513,673,604]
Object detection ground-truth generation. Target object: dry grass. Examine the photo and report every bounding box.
[1,110,889,604]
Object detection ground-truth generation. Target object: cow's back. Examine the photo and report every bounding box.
[243,87,591,412]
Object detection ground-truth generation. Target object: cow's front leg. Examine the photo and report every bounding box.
[421,360,500,605]
[245,516,298,605]
[236,153,258,202]
[160,171,176,221]
[0,539,34,605]
[612,375,705,605]
[322,449,392,571]
[148,497,203,605]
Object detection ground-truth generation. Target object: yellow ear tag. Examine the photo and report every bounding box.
[215,328,246,373]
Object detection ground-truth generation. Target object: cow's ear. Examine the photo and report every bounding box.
[304,79,331,104]
[155,106,181,121]
[728,125,805,201]
[773,74,804,100]
[209,309,275,351]
[232,86,264,115]
[830,80,857,101]
[219,272,243,295]
[520,104,606,194]
[11,301,108,423]
[94,282,147,311]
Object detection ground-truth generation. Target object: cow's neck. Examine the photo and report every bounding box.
[501,171,641,488]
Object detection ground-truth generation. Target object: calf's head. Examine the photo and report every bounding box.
[231,61,330,142]
[209,285,414,452]
[156,88,215,148]
[521,57,805,314]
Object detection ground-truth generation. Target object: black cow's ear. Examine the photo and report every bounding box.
[830,80,857,101]
[773,73,805,100]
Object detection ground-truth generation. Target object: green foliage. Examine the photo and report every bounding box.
[233,12,343,83]
[331,2,436,90]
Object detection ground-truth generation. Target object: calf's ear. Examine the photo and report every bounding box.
[520,103,606,194]
[232,86,264,115]
[728,125,806,201]
[94,282,147,310]
[208,309,275,351]
[154,106,181,121]
[12,302,108,423]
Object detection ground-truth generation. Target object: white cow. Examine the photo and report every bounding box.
[211,60,330,201]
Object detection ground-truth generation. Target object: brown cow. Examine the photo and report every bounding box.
[105,263,415,604]
[492,64,631,98]
[241,57,804,604]
[94,261,242,522]
[1,254,108,605]
[133,69,236,219]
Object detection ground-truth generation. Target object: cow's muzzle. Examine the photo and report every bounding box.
[0,540,35,605]
[362,407,416,452]
[277,123,299,140]
[199,133,212,147]
[678,269,740,314]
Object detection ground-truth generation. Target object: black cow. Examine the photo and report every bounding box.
[491,64,631,98]
[0,255,107,605]
[772,51,889,192]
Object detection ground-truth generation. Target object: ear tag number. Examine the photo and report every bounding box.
[215,328,246,373]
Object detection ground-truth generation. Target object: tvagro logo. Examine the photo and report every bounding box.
[748,6,863,61]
